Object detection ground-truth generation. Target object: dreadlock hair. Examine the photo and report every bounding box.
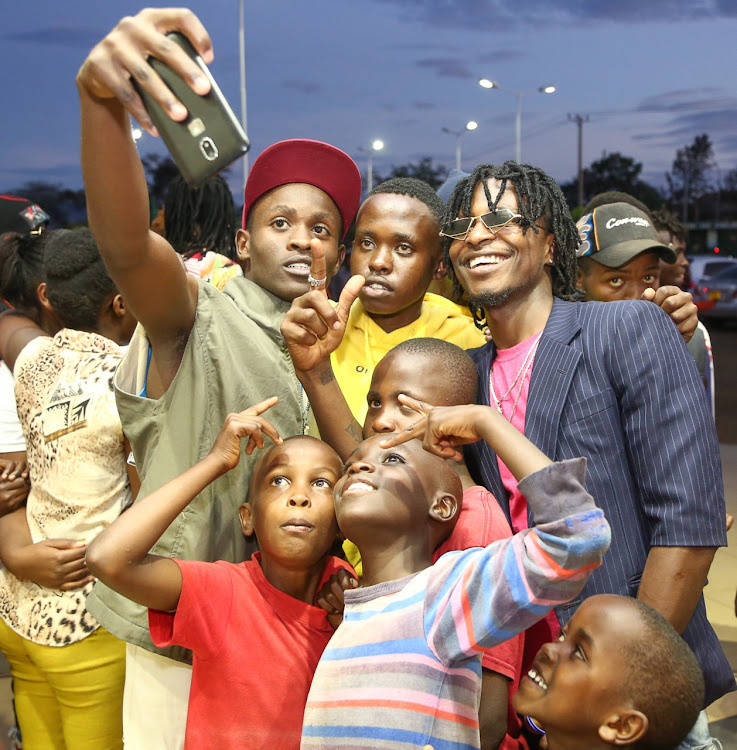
[163,174,237,260]
[368,178,446,224]
[43,228,117,331]
[443,162,581,329]
[0,230,52,318]
[651,208,688,244]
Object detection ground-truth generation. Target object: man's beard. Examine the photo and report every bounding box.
[468,284,517,311]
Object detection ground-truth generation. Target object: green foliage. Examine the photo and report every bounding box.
[560,152,662,210]
[375,157,449,190]
[665,134,715,220]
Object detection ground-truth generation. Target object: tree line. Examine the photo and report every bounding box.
[4,135,734,228]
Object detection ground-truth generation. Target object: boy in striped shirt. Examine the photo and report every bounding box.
[301,404,611,750]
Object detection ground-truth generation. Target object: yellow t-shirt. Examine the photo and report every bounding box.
[331,293,485,425]
[331,293,485,577]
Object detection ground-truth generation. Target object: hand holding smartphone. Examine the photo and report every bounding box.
[133,32,249,187]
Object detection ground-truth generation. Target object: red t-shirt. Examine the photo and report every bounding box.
[433,485,527,750]
[149,553,350,750]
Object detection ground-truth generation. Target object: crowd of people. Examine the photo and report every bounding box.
[0,7,732,750]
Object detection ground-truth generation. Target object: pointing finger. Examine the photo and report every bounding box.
[244,396,279,416]
[378,418,427,449]
[397,393,432,417]
[336,275,365,322]
[310,239,328,296]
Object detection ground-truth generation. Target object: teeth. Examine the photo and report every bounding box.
[345,481,375,493]
[527,668,548,690]
[286,262,310,269]
[468,255,506,269]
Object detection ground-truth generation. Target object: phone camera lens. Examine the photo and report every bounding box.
[199,137,219,161]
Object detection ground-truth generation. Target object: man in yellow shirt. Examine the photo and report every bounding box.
[330,178,484,422]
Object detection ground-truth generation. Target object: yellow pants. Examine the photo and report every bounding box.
[0,619,125,750]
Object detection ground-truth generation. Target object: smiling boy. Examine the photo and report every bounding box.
[77,8,361,746]
[302,404,611,750]
[513,595,704,750]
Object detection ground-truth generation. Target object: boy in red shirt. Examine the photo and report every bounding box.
[86,399,352,750]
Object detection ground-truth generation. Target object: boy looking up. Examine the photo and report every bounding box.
[86,401,351,750]
[302,405,611,750]
[513,595,705,750]
[319,338,527,750]
[294,177,484,424]
[77,8,362,747]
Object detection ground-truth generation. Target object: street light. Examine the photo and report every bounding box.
[442,121,478,171]
[478,79,556,163]
[358,139,385,192]
[238,0,249,186]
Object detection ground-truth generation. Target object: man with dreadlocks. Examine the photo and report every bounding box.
[442,162,733,748]
[162,174,242,291]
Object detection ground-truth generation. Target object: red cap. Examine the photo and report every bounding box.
[242,139,361,239]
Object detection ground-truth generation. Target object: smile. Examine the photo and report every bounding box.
[527,668,548,690]
[466,254,508,270]
[283,258,312,277]
[341,480,376,496]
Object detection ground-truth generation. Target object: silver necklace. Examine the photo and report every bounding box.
[490,332,543,422]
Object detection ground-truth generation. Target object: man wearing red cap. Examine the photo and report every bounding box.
[77,9,361,748]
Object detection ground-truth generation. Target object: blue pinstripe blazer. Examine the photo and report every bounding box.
[464,297,735,705]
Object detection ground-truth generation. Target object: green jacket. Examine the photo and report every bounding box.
[86,278,306,662]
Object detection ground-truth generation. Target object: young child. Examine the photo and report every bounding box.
[86,400,352,750]
[513,594,705,750]
[301,404,611,750]
[320,337,526,750]
[288,177,484,426]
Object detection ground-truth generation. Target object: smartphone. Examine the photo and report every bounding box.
[133,32,250,187]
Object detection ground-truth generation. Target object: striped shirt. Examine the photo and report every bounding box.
[301,458,611,750]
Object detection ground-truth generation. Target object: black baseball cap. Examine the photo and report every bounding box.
[576,202,676,267]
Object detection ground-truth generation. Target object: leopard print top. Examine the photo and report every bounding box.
[0,330,131,646]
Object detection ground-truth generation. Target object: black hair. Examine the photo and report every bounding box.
[443,162,581,328]
[0,231,51,317]
[624,599,704,750]
[651,208,688,244]
[164,174,237,260]
[43,228,117,331]
[247,435,340,505]
[386,338,478,405]
[583,191,652,218]
[369,178,446,224]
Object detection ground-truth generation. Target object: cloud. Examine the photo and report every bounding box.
[373,0,734,29]
[281,80,321,94]
[476,49,526,63]
[416,57,474,79]
[636,89,737,113]
[632,109,737,156]
[413,101,436,110]
[3,27,103,48]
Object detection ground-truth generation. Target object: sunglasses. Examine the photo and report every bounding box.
[440,208,525,240]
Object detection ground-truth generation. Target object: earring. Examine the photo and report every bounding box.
[548,258,554,265]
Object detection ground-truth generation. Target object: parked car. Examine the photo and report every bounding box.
[688,256,737,287]
[696,264,737,322]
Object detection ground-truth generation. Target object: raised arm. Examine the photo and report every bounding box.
[380,399,552,480]
[281,241,365,460]
[76,9,213,390]
[85,399,280,612]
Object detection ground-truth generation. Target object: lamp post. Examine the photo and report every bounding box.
[238,0,249,186]
[358,139,385,192]
[479,79,556,163]
[442,121,478,171]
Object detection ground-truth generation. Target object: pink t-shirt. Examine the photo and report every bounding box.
[491,331,560,726]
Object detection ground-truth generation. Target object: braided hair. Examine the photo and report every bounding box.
[443,162,581,328]
[163,174,237,260]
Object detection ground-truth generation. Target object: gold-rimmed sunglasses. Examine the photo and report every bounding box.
[439,208,528,241]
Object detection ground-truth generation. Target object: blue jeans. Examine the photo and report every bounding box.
[676,711,722,750]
